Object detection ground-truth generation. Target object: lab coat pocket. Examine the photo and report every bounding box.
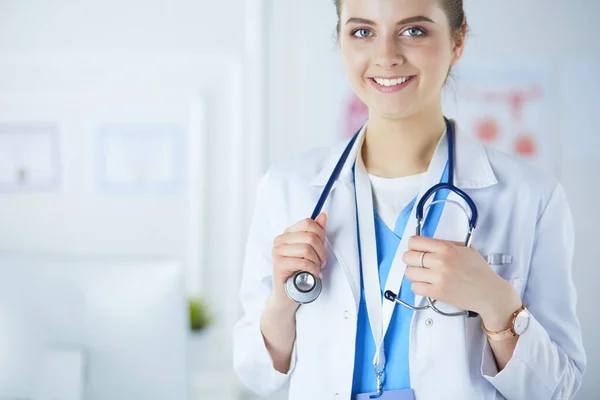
[488,261,519,282]
[489,262,525,296]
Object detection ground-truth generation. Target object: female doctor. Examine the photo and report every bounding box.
[233,0,586,399]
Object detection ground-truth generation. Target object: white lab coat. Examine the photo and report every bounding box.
[233,125,586,400]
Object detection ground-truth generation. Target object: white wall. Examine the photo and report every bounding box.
[0,1,266,399]
[265,0,599,398]
[0,0,246,53]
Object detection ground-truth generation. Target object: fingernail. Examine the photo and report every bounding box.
[322,260,327,269]
[319,271,323,279]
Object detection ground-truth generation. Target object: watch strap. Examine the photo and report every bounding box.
[481,303,527,342]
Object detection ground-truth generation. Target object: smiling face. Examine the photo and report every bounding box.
[338,0,465,120]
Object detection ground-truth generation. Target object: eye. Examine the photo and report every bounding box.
[351,28,374,38]
[402,27,425,37]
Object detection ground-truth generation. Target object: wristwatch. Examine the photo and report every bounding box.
[481,303,530,341]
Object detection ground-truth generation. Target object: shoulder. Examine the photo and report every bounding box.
[482,142,564,214]
[253,139,350,229]
[453,123,563,216]
[263,138,349,188]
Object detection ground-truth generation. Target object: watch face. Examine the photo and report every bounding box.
[514,310,530,335]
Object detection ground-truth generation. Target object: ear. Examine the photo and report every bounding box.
[450,20,468,65]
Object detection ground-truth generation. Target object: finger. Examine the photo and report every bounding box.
[402,250,441,269]
[275,243,321,266]
[410,281,436,298]
[404,266,437,284]
[284,218,326,242]
[408,236,454,253]
[274,232,327,265]
[276,256,322,280]
[446,241,480,256]
[448,240,478,249]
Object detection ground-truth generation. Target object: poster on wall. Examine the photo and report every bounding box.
[95,123,186,194]
[0,123,60,192]
[445,63,556,173]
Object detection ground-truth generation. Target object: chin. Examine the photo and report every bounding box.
[370,104,416,120]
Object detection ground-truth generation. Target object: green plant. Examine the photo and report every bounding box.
[188,297,212,332]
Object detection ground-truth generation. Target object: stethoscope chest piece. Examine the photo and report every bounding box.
[285,271,322,304]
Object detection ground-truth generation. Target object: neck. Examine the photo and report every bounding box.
[361,110,446,178]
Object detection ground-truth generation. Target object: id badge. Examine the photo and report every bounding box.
[354,388,415,400]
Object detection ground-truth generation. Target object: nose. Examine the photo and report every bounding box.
[374,35,404,69]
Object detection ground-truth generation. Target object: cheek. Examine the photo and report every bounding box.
[341,43,369,83]
[412,41,453,82]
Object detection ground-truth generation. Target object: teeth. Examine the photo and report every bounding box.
[374,76,411,86]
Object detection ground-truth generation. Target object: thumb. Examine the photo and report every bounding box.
[449,240,474,249]
[315,212,328,231]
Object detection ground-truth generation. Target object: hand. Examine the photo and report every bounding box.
[270,213,328,311]
[402,236,520,325]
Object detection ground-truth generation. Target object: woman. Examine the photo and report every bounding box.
[233,0,587,398]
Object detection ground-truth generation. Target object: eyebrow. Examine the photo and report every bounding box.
[345,16,435,26]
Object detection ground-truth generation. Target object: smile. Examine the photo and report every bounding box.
[369,75,416,92]
[373,76,412,86]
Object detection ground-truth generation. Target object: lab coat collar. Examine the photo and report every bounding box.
[309,120,498,190]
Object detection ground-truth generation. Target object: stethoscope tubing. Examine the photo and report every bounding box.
[286,119,479,318]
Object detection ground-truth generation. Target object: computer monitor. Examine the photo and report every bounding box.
[0,255,189,400]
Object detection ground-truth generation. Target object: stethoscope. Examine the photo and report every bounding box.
[284,118,479,318]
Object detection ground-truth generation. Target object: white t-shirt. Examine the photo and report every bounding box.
[358,126,446,232]
[355,141,425,231]
[368,172,424,232]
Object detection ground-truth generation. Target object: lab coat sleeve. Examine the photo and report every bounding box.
[481,182,587,399]
[232,169,298,397]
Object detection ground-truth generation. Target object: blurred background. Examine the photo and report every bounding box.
[0,0,598,399]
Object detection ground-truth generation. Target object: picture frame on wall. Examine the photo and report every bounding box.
[95,123,186,195]
[0,123,60,192]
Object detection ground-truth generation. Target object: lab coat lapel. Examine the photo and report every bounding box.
[309,127,367,309]
[323,180,362,309]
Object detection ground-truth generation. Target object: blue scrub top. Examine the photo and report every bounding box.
[351,202,416,394]
[351,165,450,395]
